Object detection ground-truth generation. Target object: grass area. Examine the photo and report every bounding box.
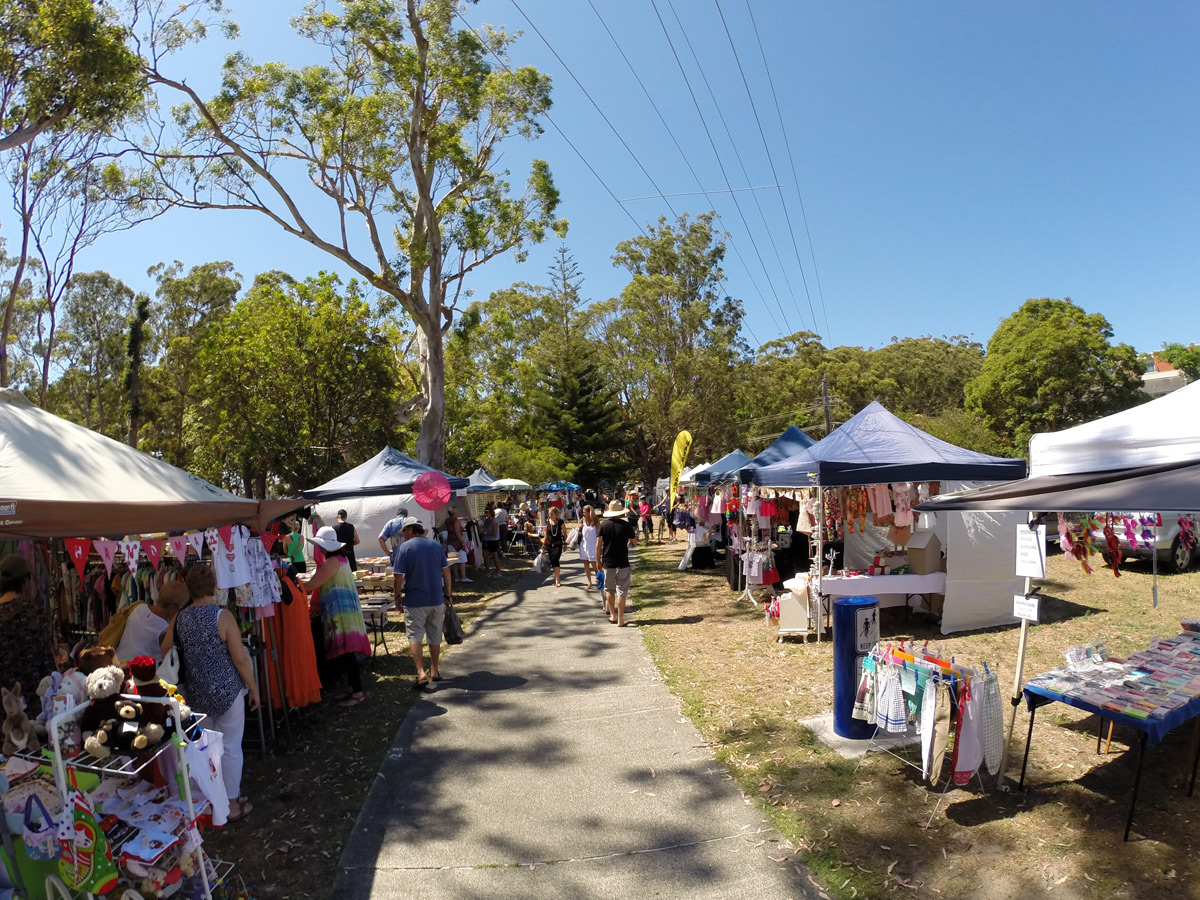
[200,554,533,899]
[631,537,1200,900]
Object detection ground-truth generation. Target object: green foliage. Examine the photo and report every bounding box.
[0,0,144,151]
[965,298,1145,450]
[1159,343,1200,382]
[597,213,747,484]
[902,407,1015,458]
[529,358,625,489]
[479,438,574,488]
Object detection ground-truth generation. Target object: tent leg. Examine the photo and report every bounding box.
[1188,718,1200,798]
[998,614,1032,789]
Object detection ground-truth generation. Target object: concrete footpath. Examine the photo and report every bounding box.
[332,553,814,900]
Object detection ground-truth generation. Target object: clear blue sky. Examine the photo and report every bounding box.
[14,1,1200,353]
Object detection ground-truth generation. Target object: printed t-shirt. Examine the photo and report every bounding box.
[394,537,450,607]
[379,516,407,568]
[597,517,636,569]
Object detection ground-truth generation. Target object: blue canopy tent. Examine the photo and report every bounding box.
[467,467,501,493]
[753,402,1027,487]
[302,446,468,500]
[535,480,582,492]
[694,449,751,485]
[740,425,817,484]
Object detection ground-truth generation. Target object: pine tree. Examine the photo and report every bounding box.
[531,357,625,489]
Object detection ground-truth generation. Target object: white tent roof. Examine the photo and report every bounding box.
[680,461,712,485]
[0,388,302,538]
[1030,380,1200,476]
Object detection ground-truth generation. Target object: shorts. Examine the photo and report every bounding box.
[484,540,500,553]
[602,566,632,598]
[404,604,446,645]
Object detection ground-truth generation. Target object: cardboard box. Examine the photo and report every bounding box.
[906,530,942,575]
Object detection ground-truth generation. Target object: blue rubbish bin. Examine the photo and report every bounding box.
[832,595,879,739]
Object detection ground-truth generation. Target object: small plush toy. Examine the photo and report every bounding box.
[84,717,119,759]
[111,699,164,754]
[79,645,117,674]
[1,682,41,755]
[79,664,127,736]
[128,657,169,726]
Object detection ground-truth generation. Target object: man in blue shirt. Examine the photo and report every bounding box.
[393,517,452,690]
[378,505,410,595]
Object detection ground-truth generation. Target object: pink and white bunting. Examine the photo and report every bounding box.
[93,540,119,576]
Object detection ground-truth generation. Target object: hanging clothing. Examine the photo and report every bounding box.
[892,483,915,528]
[980,671,1006,775]
[875,666,909,733]
[852,665,876,721]
[211,525,253,589]
[928,681,952,784]
[866,484,892,520]
[263,574,323,709]
[952,682,984,786]
[242,535,280,608]
[920,676,938,779]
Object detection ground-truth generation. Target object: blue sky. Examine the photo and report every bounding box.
[10,0,1199,353]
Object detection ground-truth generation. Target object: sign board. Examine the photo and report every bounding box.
[855,606,878,652]
[1013,593,1040,622]
[1015,524,1047,579]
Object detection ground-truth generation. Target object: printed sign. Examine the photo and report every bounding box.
[855,606,878,652]
[1013,593,1040,622]
[1015,525,1047,579]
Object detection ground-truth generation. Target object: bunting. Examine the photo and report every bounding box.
[64,539,92,579]
[167,535,189,561]
[94,541,119,576]
[142,539,163,571]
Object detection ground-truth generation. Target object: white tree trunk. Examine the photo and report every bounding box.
[414,323,447,469]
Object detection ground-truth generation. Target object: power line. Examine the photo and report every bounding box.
[454,10,648,238]
[583,0,776,340]
[617,184,780,203]
[508,0,680,223]
[715,0,820,337]
[649,0,791,336]
[745,0,832,343]
[664,0,807,333]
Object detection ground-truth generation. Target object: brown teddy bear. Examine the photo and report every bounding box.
[1,682,40,756]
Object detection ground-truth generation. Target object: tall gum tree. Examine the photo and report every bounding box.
[126,0,565,467]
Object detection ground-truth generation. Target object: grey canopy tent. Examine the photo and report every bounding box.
[301,446,468,500]
[0,388,303,539]
[467,468,501,493]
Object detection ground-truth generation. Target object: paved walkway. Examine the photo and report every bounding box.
[332,553,813,900]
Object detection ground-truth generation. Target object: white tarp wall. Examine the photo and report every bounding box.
[313,493,474,563]
[1030,379,1200,476]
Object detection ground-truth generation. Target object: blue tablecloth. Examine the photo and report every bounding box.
[1024,683,1200,747]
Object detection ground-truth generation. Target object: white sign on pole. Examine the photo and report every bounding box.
[1013,593,1040,622]
[1015,524,1047,579]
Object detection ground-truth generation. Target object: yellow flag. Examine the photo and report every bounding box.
[669,430,693,511]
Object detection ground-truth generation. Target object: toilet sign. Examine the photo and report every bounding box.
[1016,524,1047,578]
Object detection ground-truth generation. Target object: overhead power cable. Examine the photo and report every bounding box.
[715,0,820,337]
[745,0,832,343]
[649,0,791,336]
[663,0,807,333]
[454,10,647,237]
[509,0,680,223]
[584,0,772,342]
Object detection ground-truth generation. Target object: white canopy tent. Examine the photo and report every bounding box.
[1030,380,1200,476]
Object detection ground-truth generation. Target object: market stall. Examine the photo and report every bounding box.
[0,388,307,899]
[752,402,1028,633]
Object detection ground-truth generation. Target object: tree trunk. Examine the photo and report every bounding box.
[413,323,446,468]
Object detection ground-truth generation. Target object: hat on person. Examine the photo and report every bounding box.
[0,554,30,581]
[603,500,628,518]
[397,505,409,516]
[401,516,426,533]
[306,526,344,552]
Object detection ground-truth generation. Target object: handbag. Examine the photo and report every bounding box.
[533,551,549,573]
[157,619,185,685]
[443,603,464,645]
[566,528,580,550]
[23,794,60,861]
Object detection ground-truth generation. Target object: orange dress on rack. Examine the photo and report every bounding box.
[262,574,323,708]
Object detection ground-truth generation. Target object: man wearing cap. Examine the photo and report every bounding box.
[378,505,411,596]
[392,518,452,690]
[596,500,639,626]
[334,509,361,572]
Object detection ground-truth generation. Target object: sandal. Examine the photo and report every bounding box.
[338,692,366,708]
[227,798,254,822]
[411,678,430,691]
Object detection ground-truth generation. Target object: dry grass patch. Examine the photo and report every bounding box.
[631,539,1200,900]
[201,556,533,899]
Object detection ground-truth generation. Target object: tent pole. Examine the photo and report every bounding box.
[997,515,1035,789]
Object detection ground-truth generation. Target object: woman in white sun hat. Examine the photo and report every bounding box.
[304,526,371,707]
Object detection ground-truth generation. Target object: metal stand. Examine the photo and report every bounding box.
[1124,732,1148,841]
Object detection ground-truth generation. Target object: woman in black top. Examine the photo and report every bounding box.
[542,506,566,587]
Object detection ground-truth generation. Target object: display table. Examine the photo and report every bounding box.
[1020,675,1200,840]
[817,572,945,613]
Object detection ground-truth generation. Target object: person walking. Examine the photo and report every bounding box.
[542,506,566,587]
[441,507,472,583]
[481,511,503,575]
[392,518,452,690]
[493,503,510,558]
[334,509,361,573]
[596,499,639,626]
[166,564,261,822]
[578,505,599,591]
[304,526,371,708]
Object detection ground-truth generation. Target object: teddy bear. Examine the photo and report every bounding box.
[79,664,127,737]
[112,699,164,754]
[79,645,117,674]
[1,682,41,756]
[84,717,120,759]
[127,656,191,729]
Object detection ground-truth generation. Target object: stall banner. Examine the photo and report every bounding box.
[142,539,163,571]
[64,540,92,579]
[117,540,141,565]
[167,535,189,561]
[669,430,693,511]
[257,531,278,553]
[93,541,119,576]
[203,528,220,554]
[185,532,204,557]
[216,523,234,550]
